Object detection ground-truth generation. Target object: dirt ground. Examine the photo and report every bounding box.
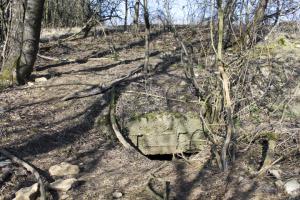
[0,28,299,200]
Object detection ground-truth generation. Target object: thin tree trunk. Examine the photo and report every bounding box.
[216,0,235,171]
[143,0,150,74]
[133,0,140,31]
[124,0,128,31]
[223,0,237,48]
[243,0,269,46]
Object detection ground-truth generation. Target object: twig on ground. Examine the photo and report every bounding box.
[0,149,47,200]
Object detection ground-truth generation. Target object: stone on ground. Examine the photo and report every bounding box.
[34,77,48,83]
[49,162,80,177]
[112,191,123,199]
[13,183,39,200]
[284,179,300,197]
[49,178,77,192]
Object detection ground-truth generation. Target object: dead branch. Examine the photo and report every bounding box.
[62,64,144,101]
[0,149,47,200]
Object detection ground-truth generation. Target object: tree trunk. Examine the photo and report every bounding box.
[0,0,44,86]
[124,0,128,31]
[223,0,237,48]
[143,0,150,74]
[216,0,235,171]
[133,0,140,31]
[18,0,45,84]
[243,0,269,47]
[1,0,25,86]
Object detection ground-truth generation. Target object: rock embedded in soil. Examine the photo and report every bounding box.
[13,183,39,200]
[59,193,70,200]
[34,77,48,83]
[27,82,35,87]
[49,162,80,177]
[112,191,123,199]
[284,179,300,197]
[49,178,78,192]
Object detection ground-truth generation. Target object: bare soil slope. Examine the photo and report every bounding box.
[0,29,299,200]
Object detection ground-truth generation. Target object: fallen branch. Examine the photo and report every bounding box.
[62,64,144,101]
[0,149,47,200]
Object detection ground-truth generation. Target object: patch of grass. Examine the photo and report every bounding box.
[277,37,286,46]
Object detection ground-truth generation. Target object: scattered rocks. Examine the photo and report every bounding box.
[13,183,39,200]
[284,179,300,197]
[49,162,80,177]
[50,178,78,192]
[35,77,48,83]
[112,191,123,199]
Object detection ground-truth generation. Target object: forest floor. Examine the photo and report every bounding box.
[0,27,299,200]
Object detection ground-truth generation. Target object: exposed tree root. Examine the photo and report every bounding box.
[109,88,135,150]
[0,149,47,200]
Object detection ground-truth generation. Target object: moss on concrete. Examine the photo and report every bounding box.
[127,111,207,155]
